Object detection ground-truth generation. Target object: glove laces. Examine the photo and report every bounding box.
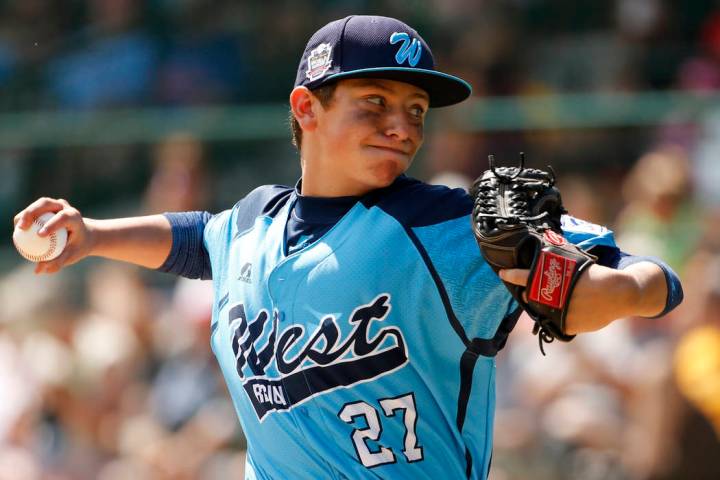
[532,322,555,356]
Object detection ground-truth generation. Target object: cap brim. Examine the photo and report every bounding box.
[320,67,472,108]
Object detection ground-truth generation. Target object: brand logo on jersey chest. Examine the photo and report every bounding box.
[238,262,252,283]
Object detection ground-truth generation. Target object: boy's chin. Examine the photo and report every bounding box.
[368,160,408,186]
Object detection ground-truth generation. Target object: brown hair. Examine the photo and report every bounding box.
[289,83,338,150]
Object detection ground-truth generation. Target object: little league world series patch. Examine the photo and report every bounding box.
[306,43,333,81]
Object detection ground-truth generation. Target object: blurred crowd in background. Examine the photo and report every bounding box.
[1,0,720,479]
[0,0,716,109]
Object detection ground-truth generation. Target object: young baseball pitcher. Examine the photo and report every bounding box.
[15,15,682,480]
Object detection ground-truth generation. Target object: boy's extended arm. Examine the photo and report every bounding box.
[499,256,682,335]
[85,216,173,268]
[15,197,173,274]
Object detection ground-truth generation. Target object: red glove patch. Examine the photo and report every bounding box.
[528,250,577,309]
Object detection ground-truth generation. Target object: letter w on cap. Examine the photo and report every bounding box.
[390,32,422,67]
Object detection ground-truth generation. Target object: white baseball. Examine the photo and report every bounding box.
[13,212,68,262]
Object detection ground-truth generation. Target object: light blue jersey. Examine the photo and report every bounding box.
[179,176,612,479]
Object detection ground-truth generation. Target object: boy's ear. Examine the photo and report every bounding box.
[290,87,318,133]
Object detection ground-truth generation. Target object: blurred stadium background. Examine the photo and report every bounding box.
[1,1,719,479]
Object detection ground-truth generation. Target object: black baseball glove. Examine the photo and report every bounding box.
[470,153,596,354]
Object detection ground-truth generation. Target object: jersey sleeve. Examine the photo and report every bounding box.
[158,185,294,281]
[202,208,235,284]
[157,211,213,280]
[561,214,617,250]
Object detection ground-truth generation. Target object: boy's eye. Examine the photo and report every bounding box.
[366,96,384,106]
[410,106,426,118]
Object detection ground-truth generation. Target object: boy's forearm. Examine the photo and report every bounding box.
[622,261,668,318]
[87,215,173,269]
[563,262,671,335]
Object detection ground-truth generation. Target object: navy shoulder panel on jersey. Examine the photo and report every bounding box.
[235,184,294,234]
[159,211,213,280]
[361,175,472,227]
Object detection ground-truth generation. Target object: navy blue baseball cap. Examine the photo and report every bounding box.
[294,15,472,107]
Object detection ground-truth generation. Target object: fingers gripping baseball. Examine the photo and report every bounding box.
[14,198,92,274]
[14,197,65,229]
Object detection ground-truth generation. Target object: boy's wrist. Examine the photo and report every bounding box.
[84,218,101,257]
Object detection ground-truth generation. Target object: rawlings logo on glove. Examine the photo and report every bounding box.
[529,251,575,308]
[470,153,596,354]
